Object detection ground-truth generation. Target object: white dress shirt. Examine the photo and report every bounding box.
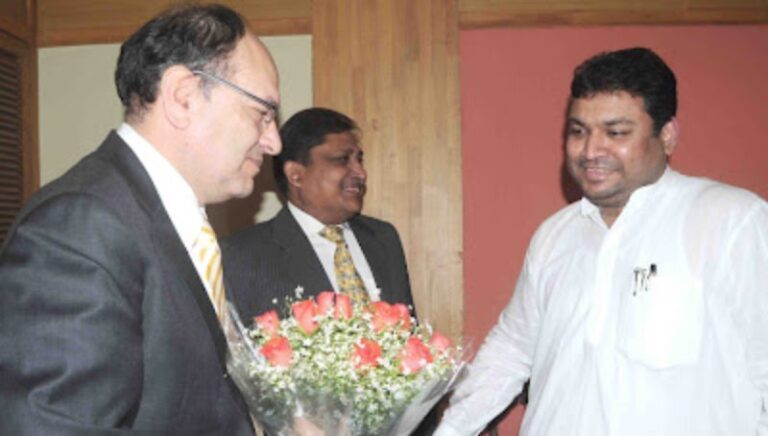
[437,168,768,436]
[287,202,379,300]
[117,124,216,306]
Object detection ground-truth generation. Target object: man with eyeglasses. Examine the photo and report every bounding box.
[0,4,280,434]
[435,47,768,436]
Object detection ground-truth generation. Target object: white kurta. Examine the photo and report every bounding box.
[437,168,768,436]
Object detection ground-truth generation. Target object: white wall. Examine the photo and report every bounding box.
[38,35,312,227]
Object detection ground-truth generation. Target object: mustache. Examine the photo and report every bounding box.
[342,177,366,191]
[575,157,620,171]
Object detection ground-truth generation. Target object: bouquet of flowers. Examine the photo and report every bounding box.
[224,289,465,436]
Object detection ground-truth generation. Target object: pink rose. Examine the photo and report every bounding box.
[334,294,353,320]
[261,336,293,367]
[292,299,319,334]
[428,332,453,354]
[316,291,336,315]
[393,303,412,330]
[372,301,410,332]
[351,338,382,370]
[316,292,353,320]
[399,336,433,374]
[253,310,280,338]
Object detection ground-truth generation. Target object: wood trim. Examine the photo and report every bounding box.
[313,0,464,340]
[0,30,38,212]
[0,0,38,237]
[247,18,311,36]
[21,39,38,200]
[459,1,768,28]
[0,0,36,44]
[37,0,312,47]
[38,18,311,47]
[0,17,32,43]
[35,0,768,47]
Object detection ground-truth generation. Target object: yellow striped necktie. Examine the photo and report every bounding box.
[319,225,369,305]
[193,221,227,321]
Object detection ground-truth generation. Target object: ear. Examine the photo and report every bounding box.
[284,161,306,189]
[157,65,199,129]
[659,117,679,156]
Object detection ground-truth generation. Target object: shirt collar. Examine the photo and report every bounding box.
[117,123,205,249]
[287,201,350,237]
[579,165,676,225]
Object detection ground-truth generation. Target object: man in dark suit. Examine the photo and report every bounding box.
[222,108,414,320]
[0,4,281,434]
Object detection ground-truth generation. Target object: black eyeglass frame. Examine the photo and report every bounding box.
[192,69,278,124]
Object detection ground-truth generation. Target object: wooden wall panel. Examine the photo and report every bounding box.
[460,0,768,27]
[0,0,38,201]
[313,0,464,340]
[37,0,311,47]
[20,37,38,201]
[0,0,35,43]
[0,31,39,204]
[35,0,768,46]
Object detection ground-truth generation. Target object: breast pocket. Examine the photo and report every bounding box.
[617,275,704,369]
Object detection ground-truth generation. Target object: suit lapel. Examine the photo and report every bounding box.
[350,217,389,294]
[153,214,229,366]
[272,208,333,294]
[104,132,228,370]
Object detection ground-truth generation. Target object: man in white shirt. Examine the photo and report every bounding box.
[0,5,281,434]
[222,107,414,320]
[436,47,768,436]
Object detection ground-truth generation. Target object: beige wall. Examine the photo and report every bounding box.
[38,35,312,223]
[38,43,123,185]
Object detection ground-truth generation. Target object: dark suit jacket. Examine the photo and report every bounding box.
[0,132,252,435]
[221,206,413,321]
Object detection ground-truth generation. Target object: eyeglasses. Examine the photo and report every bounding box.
[192,69,278,125]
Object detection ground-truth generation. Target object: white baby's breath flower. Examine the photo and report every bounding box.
[294,286,304,298]
[232,291,463,435]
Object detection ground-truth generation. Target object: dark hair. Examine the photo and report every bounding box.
[570,47,677,134]
[274,108,359,194]
[115,4,246,120]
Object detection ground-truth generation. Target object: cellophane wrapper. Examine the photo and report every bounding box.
[223,295,466,436]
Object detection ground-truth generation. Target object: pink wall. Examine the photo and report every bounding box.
[460,25,768,434]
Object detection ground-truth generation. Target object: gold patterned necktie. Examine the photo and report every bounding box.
[193,220,227,321]
[320,225,369,305]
